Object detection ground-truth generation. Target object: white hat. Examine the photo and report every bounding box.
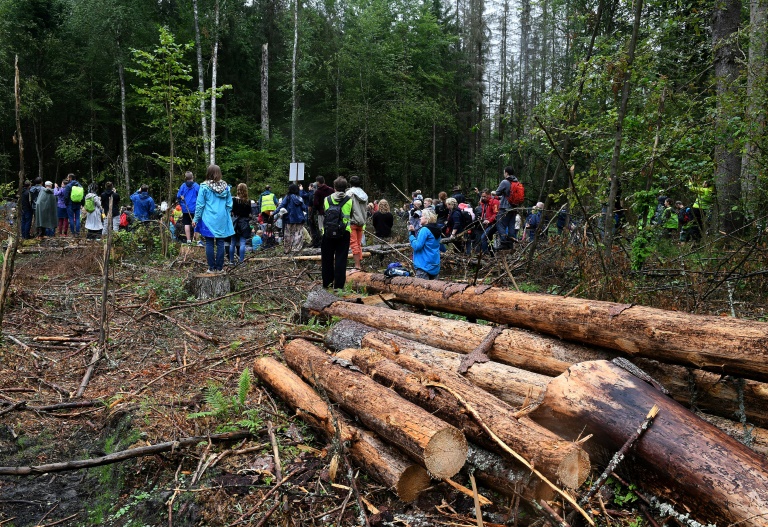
[535,202,545,210]
[45,181,53,187]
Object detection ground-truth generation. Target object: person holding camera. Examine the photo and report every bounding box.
[409,200,423,231]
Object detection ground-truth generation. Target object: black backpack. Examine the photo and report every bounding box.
[458,209,474,233]
[323,196,350,239]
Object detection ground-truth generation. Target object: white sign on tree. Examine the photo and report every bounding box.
[289,163,305,182]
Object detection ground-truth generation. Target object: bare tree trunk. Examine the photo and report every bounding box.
[33,119,43,180]
[291,0,299,163]
[742,0,766,221]
[604,0,643,259]
[193,0,210,162]
[0,57,26,329]
[209,0,220,166]
[498,0,509,142]
[713,0,743,234]
[260,43,269,141]
[119,62,131,194]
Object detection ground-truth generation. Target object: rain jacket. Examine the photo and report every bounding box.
[345,186,369,226]
[278,193,308,224]
[409,223,441,276]
[176,181,200,214]
[130,190,156,221]
[35,188,58,230]
[193,180,234,238]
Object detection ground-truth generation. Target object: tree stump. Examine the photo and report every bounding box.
[186,273,231,299]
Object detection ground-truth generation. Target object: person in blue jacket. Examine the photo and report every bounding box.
[176,171,200,243]
[407,208,441,280]
[192,165,234,272]
[130,185,156,221]
[278,183,308,254]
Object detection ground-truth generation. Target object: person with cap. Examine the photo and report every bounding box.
[524,202,545,241]
[176,171,200,243]
[35,180,58,238]
[451,186,466,205]
[20,180,33,239]
[256,184,278,217]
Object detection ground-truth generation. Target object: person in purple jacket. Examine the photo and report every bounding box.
[54,176,70,236]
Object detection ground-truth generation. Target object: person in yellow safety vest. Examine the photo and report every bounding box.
[690,180,714,233]
[257,185,279,215]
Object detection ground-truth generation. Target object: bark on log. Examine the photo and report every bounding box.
[252,357,430,501]
[306,288,612,377]
[466,443,554,501]
[346,271,768,382]
[325,320,549,408]
[320,303,768,428]
[526,360,768,527]
[336,347,590,490]
[186,273,232,300]
[283,339,467,480]
[695,411,768,458]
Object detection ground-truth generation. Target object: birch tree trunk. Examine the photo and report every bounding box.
[193,0,210,162]
[209,0,220,166]
[291,0,299,163]
[119,62,131,194]
[261,43,269,141]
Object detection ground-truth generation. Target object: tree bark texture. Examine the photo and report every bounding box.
[344,272,768,382]
[186,274,231,299]
[193,0,210,161]
[261,43,269,141]
[119,62,131,195]
[306,287,611,378]
[336,347,590,490]
[209,0,220,165]
[252,357,431,501]
[527,360,768,527]
[283,339,467,480]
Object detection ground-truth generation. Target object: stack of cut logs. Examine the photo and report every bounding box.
[253,271,768,527]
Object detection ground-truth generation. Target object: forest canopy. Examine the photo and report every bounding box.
[0,0,765,235]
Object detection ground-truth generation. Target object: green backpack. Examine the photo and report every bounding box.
[70,184,84,203]
[84,195,96,213]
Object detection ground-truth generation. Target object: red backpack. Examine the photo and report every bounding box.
[510,181,525,206]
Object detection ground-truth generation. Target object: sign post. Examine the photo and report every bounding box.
[289,163,305,182]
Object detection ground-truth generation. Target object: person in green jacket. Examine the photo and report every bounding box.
[660,198,678,239]
[320,177,353,290]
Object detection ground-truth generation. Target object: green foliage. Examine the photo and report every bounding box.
[187,369,259,433]
[630,227,656,271]
[609,476,639,507]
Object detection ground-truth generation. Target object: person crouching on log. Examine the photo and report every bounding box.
[408,208,441,280]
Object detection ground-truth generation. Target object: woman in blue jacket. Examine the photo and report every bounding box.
[192,165,234,272]
[408,208,441,280]
[278,184,308,254]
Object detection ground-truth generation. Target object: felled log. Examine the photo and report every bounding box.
[283,339,467,480]
[466,443,554,501]
[318,301,768,427]
[526,360,768,527]
[695,412,768,458]
[346,271,768,382]
[186,273,232,299]
[305,287,612,377]
[336,347,590,490]
[326,320,548,408]
[252,357,430,501]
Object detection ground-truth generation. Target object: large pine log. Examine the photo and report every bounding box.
[326,320,548,408]
[283,339,467,480]
[252,357,431,501]
[306,288,612,377]
[345,271,768,382]
[526,360,768,527]
[336,347,590,490]
[318,301,768,427]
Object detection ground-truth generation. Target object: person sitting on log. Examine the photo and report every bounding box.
[408,208,441,280]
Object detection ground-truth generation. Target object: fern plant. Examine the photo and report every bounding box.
[187,369,257,433]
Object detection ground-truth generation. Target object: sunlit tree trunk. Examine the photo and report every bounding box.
[209,0,220,166]
[261,43,269,142]
[193,0,210,162]
[742,0,766,221]
[291,0,299,163]
[119,61,130,194]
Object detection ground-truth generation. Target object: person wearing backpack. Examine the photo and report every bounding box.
[278,183,308,255]
[321,176,353,289]
[84,186,103,240]
[676,200,700,242]
[495,166,524,243]
[660,198,678,239]
[176,171,200,243]
[345,175,369,270]
[64,174,84,236]
[444,197,465,253]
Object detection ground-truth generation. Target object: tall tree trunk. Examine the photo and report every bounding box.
[193,0,210,162]
[291,0,299,163]
[742,0,766,222]
[119,62,131,194]
[33,119,43,180]
[713,0,743,234]
[209,0,220,166]
[604,0,643,260]
[260,43,269,142]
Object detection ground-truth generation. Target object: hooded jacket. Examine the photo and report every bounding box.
[130,190,156,221]
[84,193,103,231]
[409,223,441,276]
[278,193,308,224]
[35,187,58,230]
[176,181,200,214]
[193,180,234,238]
[345,186,369,226]
[323,191,353,234]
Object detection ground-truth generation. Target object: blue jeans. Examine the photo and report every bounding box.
[205,237,226,271]
[480,223,497,253]
[67,203,81,235]
[21,210,33,239]
[497,208,513,240]
[230,234,246,263]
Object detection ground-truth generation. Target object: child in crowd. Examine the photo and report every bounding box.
[252,229,264,251]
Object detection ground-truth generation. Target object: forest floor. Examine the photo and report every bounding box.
[0,220,766,527]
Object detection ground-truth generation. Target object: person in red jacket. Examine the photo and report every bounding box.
[478,189,500,253]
